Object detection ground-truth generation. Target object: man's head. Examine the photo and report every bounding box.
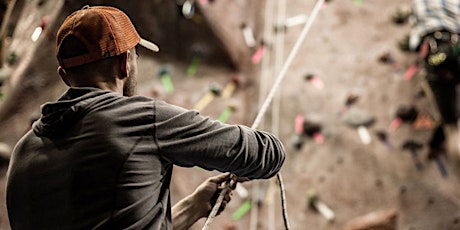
[55,6,158,96]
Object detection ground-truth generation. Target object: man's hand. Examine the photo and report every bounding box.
[192,172,238,218]
[172,173,242,230]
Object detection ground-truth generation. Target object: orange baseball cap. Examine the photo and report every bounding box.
[56,5,159,69]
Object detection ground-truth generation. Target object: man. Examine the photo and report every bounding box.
[6,5,285,229]
[408,0,460,161]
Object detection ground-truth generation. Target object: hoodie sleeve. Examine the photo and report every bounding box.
[153,100,285,179]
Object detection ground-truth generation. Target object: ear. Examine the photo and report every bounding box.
[119,52,130,79]
[57,66,72,87]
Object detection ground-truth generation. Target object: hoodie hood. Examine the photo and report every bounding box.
[33,87,118,138]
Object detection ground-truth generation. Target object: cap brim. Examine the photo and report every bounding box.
[139,38,159,52]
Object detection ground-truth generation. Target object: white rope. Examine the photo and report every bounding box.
[277,173,290,229]
[250,0,276,228]
[257,0,276,128]
[272,0,286,140]
[201,181,231,229]
[202,0,325,229]
[268,0,286,228]
[251,0,324,130]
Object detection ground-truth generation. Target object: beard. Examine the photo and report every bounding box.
[123,68,137,97]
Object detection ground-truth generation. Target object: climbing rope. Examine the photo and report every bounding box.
[250,0,276,228]
[251,0,324,129]
[202,0,325,229]
[272,0,286,138]
[266,0,287,228]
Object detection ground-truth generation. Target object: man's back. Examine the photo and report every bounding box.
[6,87,286,229]
[7,88,170,229]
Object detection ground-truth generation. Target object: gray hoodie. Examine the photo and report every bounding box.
[6,87,285,230]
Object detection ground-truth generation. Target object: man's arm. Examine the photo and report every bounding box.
[172,173,235,230]
[155,101,286,180]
